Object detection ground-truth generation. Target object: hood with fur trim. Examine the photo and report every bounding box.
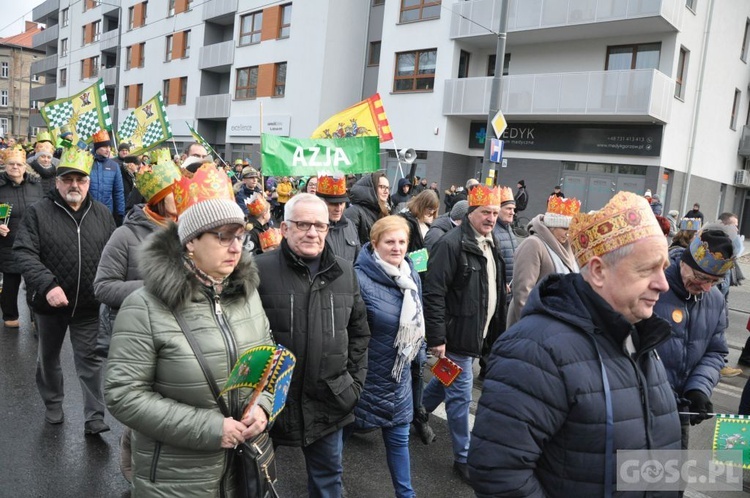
[139,222,260,310]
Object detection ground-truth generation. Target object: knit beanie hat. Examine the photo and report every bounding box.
[450,200,469,221]
[178,199,246,245]
[682,229,735,276]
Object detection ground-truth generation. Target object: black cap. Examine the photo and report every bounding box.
[118,142,132,152]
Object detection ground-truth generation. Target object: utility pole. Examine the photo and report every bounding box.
[481,0,509,186]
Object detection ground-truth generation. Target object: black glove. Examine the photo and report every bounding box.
[684,390,713,426]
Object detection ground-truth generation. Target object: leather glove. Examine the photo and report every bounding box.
[684,390,713,426]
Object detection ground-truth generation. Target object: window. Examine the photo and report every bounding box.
[135,83,143,107]
[236,66,258,99]
[183,30,191,58]
[685,0,696,12]
[59,68,67,86]
[394,49,436,92]
[240,11,263,45]
[400,0,441,23]
[137,43,145,67]
[274,62,287,97]
[126,46,133,69]
[167,0,175,16]
[675,47,689,99]
[165,35,173,62]
[91,55,100,77]
[606,43,661,70]
[458,50,470,78]
[61,38,68,57]
[124,85,130,108]
[373,0,385,5]
[0,62,8,79]
[61,8,69,27]
[31,74,39,82]
[368,41,381,66]
[731,88,741,130]
[742,19,750,62]
[128,6,135,29]
[93,20,101,42]
[279,4,292,38]
[0,91,8,107]
[32,127,42,136]
[143,1,148,22]
[178,77,187,105]
[162,79,170,105]
[487,53,511,76]
[31,101,40,110]
[0,118,8,135]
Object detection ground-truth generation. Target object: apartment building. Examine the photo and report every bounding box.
[30,0,750,230]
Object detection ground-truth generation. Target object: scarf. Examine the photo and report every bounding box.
[373,250,425,382]
[183,253,229,295]
[143,205,176,228]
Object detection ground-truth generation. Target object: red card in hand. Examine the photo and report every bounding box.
[431,356,463,387]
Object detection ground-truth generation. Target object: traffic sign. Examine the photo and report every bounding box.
[491,110,507,138]
[490,139,504,163]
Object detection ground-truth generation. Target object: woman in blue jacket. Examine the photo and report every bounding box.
[351,216,424,498]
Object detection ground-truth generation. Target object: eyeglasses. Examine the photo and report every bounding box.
[287,220,329,233]
[208,231,244,247]
[377,185,390,191]
[58,176,89,185]
[687,266,722,287]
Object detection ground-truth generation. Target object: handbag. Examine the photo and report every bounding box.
[172,312,280,498]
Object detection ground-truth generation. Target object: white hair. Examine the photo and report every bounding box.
[284,193,328,221]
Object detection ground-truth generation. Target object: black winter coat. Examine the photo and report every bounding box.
[423,217,506,357]
[0,172,43,273]
[469,273,681,497]
[344,174,386,244]
[255,240,370,447]
[423,214,456,254]
[26,155,58,193]
[14,190,116,316]
[326,217,360,263]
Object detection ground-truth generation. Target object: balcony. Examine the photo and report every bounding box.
[195,93,231,119]
[739,126,750,158]
[203,0,238,24]
[101,67,117,87]
[451,0,682,47]
[199,41,235,72]
[100,0,121,15]
[30,83,57,102]
[31,54,58,75]
[32,25,59,50]
[32,0,60,24]
[443,69,674,123]
[100,29,119,52]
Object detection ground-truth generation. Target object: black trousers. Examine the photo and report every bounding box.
[0,272,22,321]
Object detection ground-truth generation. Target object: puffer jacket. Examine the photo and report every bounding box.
[105,224,274,498]
[14,189,116,316]
[344,174,385,244]
[255,240,370,447]
[353,243,418,429]
[469,273,681,497]
[424,214,456,253]
[654,260,728,400]
[423,217,506,357]
[276,181,293,204]
[0,172,43,273]
[93,204,160,310]
[90,154,125,217]
[492,218,517,285]
[326,216,360,263]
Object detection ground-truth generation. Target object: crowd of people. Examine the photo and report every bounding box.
[1,128,750,497]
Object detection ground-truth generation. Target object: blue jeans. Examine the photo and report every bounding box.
[301,428,344,498]
[422,352,475,463]
[382,424,416,498]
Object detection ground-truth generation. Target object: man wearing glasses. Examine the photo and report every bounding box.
[14,145,116,435]
[254,193,370,498]
[654,228,735,449]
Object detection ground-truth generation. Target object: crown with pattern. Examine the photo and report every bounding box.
[91,129,111,144]
[57,145,94,176]
[544,196,582,229]
[245,192,269,218]
[35,141,55,156]
[259,227,283,252]
[2,145,26,164]
[679,218,702,231]
[135,148,182,203]
[569,191,663,268]
[499,186,515,206]
[687,231,735,276]
[316,174,349,202]
[173,164,235,215]
[468,185,502,207]
[35,131,53,146]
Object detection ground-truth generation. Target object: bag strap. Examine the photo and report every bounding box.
[172,311,231,418]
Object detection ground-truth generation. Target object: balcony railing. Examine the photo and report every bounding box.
[199,41,235,72]
[32,25,59,50]
[101,67,117,87]
[203,0,238,23]
[100,30,119,52]
[195,94,231,119]
[31,54,58,75]
[443,69,674,123]
[30,83,57,102]
[739,126,750,158]
[32,0,60,23]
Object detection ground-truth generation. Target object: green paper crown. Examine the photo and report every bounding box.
[58,146,94,175]
[35,131,53,144]
[149,148,173,167]
[136,149,182,202]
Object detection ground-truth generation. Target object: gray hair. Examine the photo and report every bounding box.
[579,243,635,278]
[465,178,480,190]
[284,193,328,221]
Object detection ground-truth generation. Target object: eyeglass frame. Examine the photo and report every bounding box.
[57,175,90,185]
[286,220,330,233]
[685,264,723,287]
[207,230,245,247]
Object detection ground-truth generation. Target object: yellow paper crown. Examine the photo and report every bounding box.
[317,175,348,197]
[35,131,53,146]
[2,146,26,164]
[468,185,502,207]
[173,164,235,216]
[58,146,94,175]
[499,186,514,205]
[35,142,55,156]
[245,192,269,218]
[135,149,182,203]
[149,148,174,167]
[570,191,663,268]
[259,227,283,252]
[546,196,582,217]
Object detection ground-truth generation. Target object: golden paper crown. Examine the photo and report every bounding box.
[35,131,53,145]
[149,148,174,167]
[2,146,26,164]
[245,192,269,218]
[317,175,348,197]
[91,129,111,144]
[57,145,94,175]
[135,150,182,203]
[35,141,55,156]
[173,164,235,216]
[259,227,282,252]
[570,191,663,268]
[468,185,502,207]
[499,186,514,205]
[546,196,582,217]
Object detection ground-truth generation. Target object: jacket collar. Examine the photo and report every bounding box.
[280,238,342,282]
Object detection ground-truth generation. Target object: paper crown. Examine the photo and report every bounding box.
[135,149,182,203]
[35,131,53,145]
[245,192,269,218]
[35,141,55,156]
[317,175,348,199]
[680,218,702,231]
[234,158,244,165]
[687,232,735,276]
[469,185,502,207]
[499,186,515,205]
[59,124,73,137]
[91,129,111,145]
[57,145,94,175]
[544,196,581,229]
[259,227,283,252]
[2,146,26,164]
[173,163,236,216]
[569,191,663,268]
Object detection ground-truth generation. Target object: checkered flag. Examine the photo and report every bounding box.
[40,79,111,145]
[42,101,74,128]
[118,114,139,140]
[116,92,173,156]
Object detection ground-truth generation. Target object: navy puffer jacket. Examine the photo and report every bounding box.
[353,243,419,429]
[492,219,517,285]
[469,273,681,497]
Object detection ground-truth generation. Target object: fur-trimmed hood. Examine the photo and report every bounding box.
[139,223,261,310]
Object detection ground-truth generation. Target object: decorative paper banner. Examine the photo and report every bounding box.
[408,248,428,272]
[311,93,393,142]
[40,79,111,145]
[116,93,173,156]
[712,414,750,469]
[261,134,380,176]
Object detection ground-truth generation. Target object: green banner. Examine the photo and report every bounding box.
[261,134,380,176]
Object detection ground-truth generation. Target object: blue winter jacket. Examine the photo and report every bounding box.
[90,154,125,217]
[352,243,420,429]
[654,260,728,401]
[492,219,517,287]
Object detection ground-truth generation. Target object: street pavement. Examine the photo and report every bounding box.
[2,250,750,497]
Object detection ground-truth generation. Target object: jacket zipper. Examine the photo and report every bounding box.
[330,294,335,340]
[290,294,294,342]
[149,441,162,482]
[54,200,92,317]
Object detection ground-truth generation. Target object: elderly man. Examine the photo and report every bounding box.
[254,193,370,498]
[14,145,116,434]
[235,166,262,216]
[315,174,360,262]
[423,185,506,483]
[469,192,681,497]
[88,130,125,225]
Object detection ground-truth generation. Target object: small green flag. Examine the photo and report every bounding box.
[712,414,750,469]
[408,248,429,273]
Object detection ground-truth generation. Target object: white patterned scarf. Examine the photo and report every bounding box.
[373,250,425,382]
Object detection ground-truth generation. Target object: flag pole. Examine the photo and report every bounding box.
[259,102,264,190]
[387,139,404,195]
[171,137,179,160]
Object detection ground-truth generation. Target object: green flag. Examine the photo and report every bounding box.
[712,414,750,469]
[261,134,380,176]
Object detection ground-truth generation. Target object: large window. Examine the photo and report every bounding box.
[731,88,741,130]
[400,0,441,23]
[59,68,67,86]
[394,49,436,92]
[240,11,263,45]
[368,41,381,66]
[0,62,8,79]
[279,4,292,38]
[606,43,661,70]
[0,91,7,107]
[742,19,750,62]
[179,77,187,105]
[236,66,258,99]
[274,62,287,97]
[675,47,689,99]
